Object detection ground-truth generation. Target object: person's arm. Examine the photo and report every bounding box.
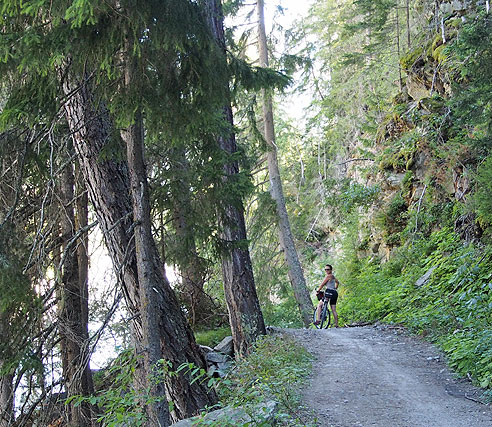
[317,275,329,292]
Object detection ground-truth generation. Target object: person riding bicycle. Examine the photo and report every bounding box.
[314,264,339,327]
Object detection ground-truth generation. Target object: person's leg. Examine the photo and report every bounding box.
[331,304,339,327]
[315,300,323,323]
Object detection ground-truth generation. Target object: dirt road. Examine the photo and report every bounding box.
[285,326,492,427]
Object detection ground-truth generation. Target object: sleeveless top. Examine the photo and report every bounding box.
[325,276,337,291]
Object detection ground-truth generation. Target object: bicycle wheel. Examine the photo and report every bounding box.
[319,303,331,329]
[321,304,331,329]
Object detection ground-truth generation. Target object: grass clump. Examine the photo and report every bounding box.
[194,326,231,348]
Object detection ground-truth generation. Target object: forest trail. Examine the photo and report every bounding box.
[285,326,492,427]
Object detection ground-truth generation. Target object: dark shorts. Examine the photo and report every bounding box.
[324,289,338,305]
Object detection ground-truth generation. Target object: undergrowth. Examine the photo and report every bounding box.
[74,334,314,426]
[198,334,315,426]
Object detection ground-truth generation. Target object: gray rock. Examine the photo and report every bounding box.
[407,74,430,101]
[199,345,213,355]
[415,265,437,287]
[213,336,234,356]
[171,400,278,426]
[207,364,218,377]
[206,351,231,364]
[386,173,406,188]
[216,361,232,372]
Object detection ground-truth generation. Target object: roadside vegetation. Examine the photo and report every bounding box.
[77,334,313,426]
[338,229,492,397]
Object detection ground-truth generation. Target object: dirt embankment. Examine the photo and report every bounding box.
[285,326,492,427]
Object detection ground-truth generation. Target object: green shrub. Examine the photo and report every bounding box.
[374,193,408,244]
[69,350,161,426]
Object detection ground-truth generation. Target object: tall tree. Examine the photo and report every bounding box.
[57,147,94,426]
[120,39,170,424]
[256,0,313,327]
[0,332,14,427]
[152,145,212,326]
[203,0,267,357]
[62,69,217,423]
[0,130,46,426]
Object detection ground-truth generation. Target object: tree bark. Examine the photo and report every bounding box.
[121,107,170,426]
[168,147,210,326]
[62,67,217,423]
[0,337,14,427]
[203,0,267,357]
[0,374,13,427]
[256,0,313,327]
[58,151,94,426]
[395,1,403,91]
[75,167,91,344]
[406,0,411,49]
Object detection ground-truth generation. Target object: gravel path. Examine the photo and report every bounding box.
[284,326,492,427]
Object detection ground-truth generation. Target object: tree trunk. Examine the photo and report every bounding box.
[256,0,313,327]
[62,68,217,423]
[75,167,91,347]
[406,0,411,49]
[0,298,13,427]
[58,151,94,426]
[395,1,403,91]
[121,106,170,426]
[168,147,210,326]
[203,0,267,357]
[0,320,14,427]
[0,372,13,427]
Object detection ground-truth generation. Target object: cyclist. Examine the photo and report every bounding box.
[314,264,340,327]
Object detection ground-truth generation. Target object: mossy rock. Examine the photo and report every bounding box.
[401,170,415,196]
[447,17,462,28]
[392,92,409,106]
[420,96,445,113]
[400,47,423,71]
[377,128,419,172]
[378,146,416,171]
[432,44,449,63]
[431,33,443,52]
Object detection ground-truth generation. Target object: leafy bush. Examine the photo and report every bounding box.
[339,182,380,214]
[338,259,400,324]
[262,293,304,329]
[374,192,408,244]
[70,350,162,426]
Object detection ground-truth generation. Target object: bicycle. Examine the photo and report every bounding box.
[313,290,333,329]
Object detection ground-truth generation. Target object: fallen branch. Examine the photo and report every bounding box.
[336,158,375,166]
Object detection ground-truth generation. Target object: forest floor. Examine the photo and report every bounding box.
[284,325,492,427]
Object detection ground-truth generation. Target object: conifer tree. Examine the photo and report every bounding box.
[0,128,56,425]
[257,0,313,327]
[203,0,267,356]
[57,146,94,426]
[62,68,217,423]
[150,144,214,326]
